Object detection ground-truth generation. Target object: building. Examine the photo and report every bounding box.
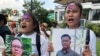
[54,0,100,23]
[54,0,100,4]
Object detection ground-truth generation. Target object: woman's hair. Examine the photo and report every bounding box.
[11,38,22,47]
[65,1,83,14]
[0,14,7,25]
[23,13,40,34]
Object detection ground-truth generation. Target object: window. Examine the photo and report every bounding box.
[82,9,89,20]
[59,11,64,21]
[92,9,100,20]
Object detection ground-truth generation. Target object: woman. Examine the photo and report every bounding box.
[64,1,96,56]
[17,13,49,56]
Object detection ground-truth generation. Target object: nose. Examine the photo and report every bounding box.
[14,47,19,51]
[68,12,73,17]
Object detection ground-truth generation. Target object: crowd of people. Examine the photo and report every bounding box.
[0,1,96,56]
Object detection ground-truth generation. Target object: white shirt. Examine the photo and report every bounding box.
[0,36,5,55]
[65,27,96,56]
[40,30,51,56]
[20,32,49,56]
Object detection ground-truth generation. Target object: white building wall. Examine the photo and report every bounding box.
[54,2,100,23]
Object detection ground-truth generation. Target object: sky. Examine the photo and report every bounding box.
[38,0,58,10]
[0,0,58,14]
[0,0,24,10]
[0,0,24,15]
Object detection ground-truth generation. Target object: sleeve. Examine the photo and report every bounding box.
[89,30,96,56]
[40,36,49,56]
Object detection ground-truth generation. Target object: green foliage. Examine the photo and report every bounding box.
[58,21,66,28]
[23,0,54,27]
[6,35,14,53]
[86,23,100,36]
[0,8,19,16]
[23,0,45,11]
[96,39,100,56]
[0,8,12,15]
[21,38,32,56]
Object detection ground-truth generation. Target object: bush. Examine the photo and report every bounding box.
[85,23,100,37]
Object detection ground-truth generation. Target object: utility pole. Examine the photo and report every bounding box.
[31,0,32,12]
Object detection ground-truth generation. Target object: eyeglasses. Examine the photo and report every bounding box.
[12,45,22,49]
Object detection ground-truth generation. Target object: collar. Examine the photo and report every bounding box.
[61,48,71,54]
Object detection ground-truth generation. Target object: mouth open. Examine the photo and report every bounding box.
[21,25,27,29]
[68,18,74,22]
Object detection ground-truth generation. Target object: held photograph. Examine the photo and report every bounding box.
[6,35,32,56]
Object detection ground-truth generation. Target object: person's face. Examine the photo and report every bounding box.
[65,3,81,28]
[8,22,15,28]
[20,17,35,34]
[11,39,23,56]
[40,24,47,31]
[61,37,71,49]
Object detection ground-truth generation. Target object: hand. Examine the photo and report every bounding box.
[47,42,54,52]
[41,28,46,32]
[31,54,35,56]
[82,45,92,56]
[2,48,5,56]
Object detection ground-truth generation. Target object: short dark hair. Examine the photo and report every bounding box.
[65,1,83,14]
[61,34,71,40]
[0,14,7,25]
[11,38,23,48]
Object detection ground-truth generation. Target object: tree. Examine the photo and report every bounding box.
[0,8,19,16]
[23,0,45,12]
[0,8,12,15]
[23,0,54,26]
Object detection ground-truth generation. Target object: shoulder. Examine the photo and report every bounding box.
[89,29,96,36]
[56,50,62,55]
[84,28,96,39]
[70,50,80,56]
[84,28,95,36]
[88,29,96,40]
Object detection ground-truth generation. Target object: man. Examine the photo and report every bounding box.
[40,22,50,39]
[40,22,51,56]
[0,14,11,43]
[56,34,79,56]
